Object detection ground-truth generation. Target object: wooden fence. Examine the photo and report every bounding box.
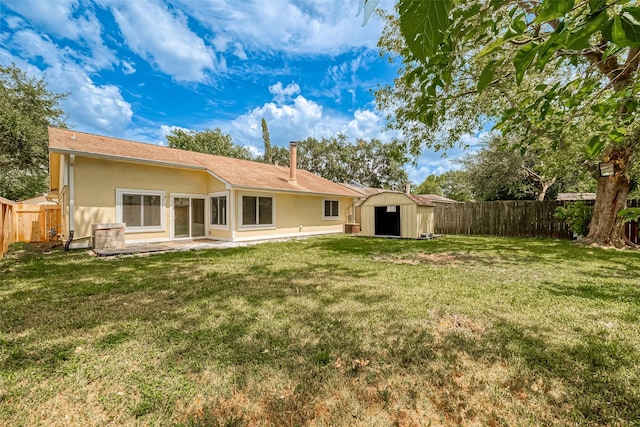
[14,203,62,243]
[434,199,640,242]
[434,200,572,238]
[1,197,16,259]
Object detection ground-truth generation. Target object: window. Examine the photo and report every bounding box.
[116,189,164,231]
[323,200,339,219]
[241,195,273,227]
[210,194,227,227]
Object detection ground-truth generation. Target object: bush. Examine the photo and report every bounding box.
[554,201,593,238]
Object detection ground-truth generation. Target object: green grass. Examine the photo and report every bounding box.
[1,235,639,426]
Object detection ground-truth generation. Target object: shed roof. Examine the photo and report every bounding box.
[48,127,362,198]
[361,191,436,207]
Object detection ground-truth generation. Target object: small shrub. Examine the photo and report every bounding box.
[555,201,592,238]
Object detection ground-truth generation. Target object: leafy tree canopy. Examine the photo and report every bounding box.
[296,135,409,190]
[166,128,253,160]
[380,0,640,246]
[0,64,67,200]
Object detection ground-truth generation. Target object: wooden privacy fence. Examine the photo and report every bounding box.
[434,200,572,239]
[1,197,16,259]
[14,203,62,243]
[434,199,640,242]
[626,199,640,245]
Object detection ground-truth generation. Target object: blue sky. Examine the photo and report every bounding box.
[0,0,477,184]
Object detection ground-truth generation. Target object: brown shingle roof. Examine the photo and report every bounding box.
[48,127,362,197]
[416,194,460,204]
[405,194,436,207]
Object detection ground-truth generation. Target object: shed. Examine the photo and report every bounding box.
[359,191,436,238]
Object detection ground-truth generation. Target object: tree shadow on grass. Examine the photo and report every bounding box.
[0,245,380,375]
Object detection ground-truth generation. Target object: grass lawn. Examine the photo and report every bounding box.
[1,235,639,426]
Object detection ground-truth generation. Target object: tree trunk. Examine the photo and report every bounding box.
[537,177,556,201]
[583,147,632,248]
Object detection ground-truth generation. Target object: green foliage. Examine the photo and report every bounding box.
[166,128,252,160]
[617,207,640,223]
[413,174,443,196]
[555,201,593,237]
[380,0,640,165]
[439,170,473,201]
[260,118,272,164]
[0,64,67,200]
[296,135,409,189]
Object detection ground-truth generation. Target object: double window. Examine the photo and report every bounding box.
[210,194,228,227]
[241,195,273,227]
[323,200,339,220]
[116,189,165,231]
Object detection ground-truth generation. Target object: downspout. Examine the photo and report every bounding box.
[64,154,75,251]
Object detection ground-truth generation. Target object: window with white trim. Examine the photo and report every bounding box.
[323,199,339,220]
[241,195,273,227]
[116,189,165,232]
[210,194,227,227]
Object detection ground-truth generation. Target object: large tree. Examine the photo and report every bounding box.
[457,133,593,201]
[296,135,409,189]
[166,128,253,160]
[379,0,640,247]
[0,65,67,200]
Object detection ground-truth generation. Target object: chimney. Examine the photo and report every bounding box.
[405,182,411,195]
[289,141,297,182]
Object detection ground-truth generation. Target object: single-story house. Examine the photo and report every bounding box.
[417,194,460,204]
[47,127,362,248]
[557,193,596,201]
[18,194,58,205]
[358,191,436,238]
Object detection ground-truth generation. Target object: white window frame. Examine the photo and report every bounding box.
[209,191,229,230]
[322,199,340,220]
[239,193,276,230]
[116,188,166,233]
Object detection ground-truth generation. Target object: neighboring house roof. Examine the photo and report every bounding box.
[0,196,16,205]
[557,193,597,201]
[405,194,437,207]
[18,194,56,205]
[417,194,460,204]
[48,127,362,198]
[340,183,389,197]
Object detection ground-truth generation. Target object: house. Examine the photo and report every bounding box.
[557,193,596,201]
[357,191,436,238]
[18,194,57,205]
[417,194,460,204]
[47,127,362,248]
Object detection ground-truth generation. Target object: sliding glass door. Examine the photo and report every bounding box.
[172,196,205,239]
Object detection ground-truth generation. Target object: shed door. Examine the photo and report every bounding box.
[374,205,400,236]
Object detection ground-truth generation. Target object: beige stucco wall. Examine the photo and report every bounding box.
[232,191,353,240]
[359,192,434,239]
[73,156,208,242]
[62,155,355,245]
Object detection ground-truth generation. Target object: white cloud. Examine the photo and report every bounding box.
[213,84,395,156]
[121,60,136,75]
[172,0,393,56]
[269,82,301,103]
[101,0,217,82]
[3,0,116,70]
[1,28,133,134]
[46,64,133,134]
